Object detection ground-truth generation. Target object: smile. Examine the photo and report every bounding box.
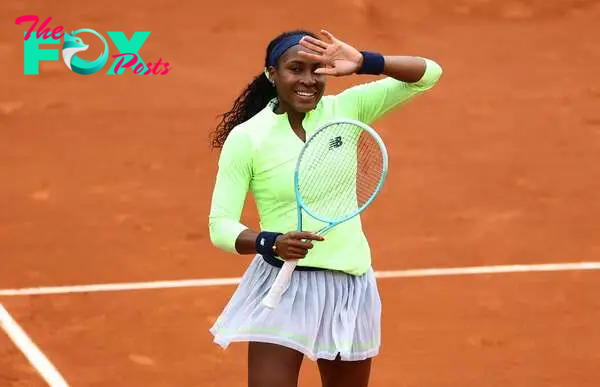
[295,91,317,98]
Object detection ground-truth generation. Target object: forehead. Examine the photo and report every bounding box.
[278,45,320,66]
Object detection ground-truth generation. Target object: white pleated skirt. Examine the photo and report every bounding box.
[209,255,382,361]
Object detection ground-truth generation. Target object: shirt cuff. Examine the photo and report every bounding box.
[209,219,249,254]
[413,58,443,89]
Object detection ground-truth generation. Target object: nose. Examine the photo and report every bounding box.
[301,69,318,85]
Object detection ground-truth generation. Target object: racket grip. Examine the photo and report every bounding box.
[261,259,298,309]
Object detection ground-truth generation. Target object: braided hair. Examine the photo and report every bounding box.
[210,29,318,149]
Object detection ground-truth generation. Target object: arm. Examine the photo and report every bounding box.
[234,229,260,254]
[208,128,252,254]
[209,127,323,258]
[334,58,442,124]
[233,223,326,256]
[298,29,440,84]
[382,55,427,83]
[298,30,442,123]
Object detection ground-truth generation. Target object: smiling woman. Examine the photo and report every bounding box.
[210,30,322,148]
[208,29,443,387]
[266,36,327,120]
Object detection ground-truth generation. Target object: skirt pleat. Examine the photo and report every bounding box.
[209,255,381,361]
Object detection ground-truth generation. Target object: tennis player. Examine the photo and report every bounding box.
[208,29,442,387]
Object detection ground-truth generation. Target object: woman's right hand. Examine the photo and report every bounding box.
[274,231,324,260]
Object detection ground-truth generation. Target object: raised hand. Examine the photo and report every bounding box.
[298,30,364,77]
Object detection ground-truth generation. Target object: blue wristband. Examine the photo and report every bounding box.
[256,231,283,258]
[356,51,385,75]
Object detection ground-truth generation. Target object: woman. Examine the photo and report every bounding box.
[208,29,442,387]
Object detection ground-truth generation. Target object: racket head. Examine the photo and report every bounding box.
[293,119,388,227]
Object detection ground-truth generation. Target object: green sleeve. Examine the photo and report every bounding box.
[208,128,253,253]
[336,58,443,124]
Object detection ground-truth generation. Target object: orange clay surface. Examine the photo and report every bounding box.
[1,1,600,386]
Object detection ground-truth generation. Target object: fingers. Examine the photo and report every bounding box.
[297,50,325,63]
[299,40,326,56]
[314,67,338,76]
[297,51,337,76]
[278,231,325,260]
[288,246,308,254]
[287,239,315,250]
[301,36,328,50]
[319,29,337,43]
[291,231,325,241]
[286,247,309,259]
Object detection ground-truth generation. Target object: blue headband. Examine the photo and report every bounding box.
[267,33,307,67]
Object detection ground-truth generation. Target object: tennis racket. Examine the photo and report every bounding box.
[261,119,388,309]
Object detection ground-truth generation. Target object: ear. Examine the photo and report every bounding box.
[265,66,276,85]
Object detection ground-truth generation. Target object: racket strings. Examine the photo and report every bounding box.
[299,123,358,216]
[355,131,384,206]
[297,122,385,221]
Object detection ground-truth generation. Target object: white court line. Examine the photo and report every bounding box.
[0,304,69,387]
[0,262,599,297]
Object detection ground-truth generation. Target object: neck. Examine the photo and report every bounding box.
[274,100,306,129]
[287,111,305,129]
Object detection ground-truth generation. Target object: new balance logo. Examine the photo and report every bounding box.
[329,136,343,149]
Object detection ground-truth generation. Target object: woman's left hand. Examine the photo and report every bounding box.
[298,30,364,76]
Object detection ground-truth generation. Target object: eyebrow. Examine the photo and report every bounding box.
[286,60,306,66]
[285,59,323,68]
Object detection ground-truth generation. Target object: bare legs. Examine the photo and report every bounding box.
[248,343,372,387]
[318,354,372,387]
[248,342,304,387]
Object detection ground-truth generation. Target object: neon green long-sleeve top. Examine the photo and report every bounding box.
[209,59,442,275]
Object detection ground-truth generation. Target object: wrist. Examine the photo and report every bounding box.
[273,234,283,256]
[256,231,283,258]
[356,51,385,75]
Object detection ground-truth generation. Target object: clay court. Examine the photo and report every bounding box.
[1,0,600,386]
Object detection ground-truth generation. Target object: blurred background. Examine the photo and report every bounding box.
[1,0,599,386]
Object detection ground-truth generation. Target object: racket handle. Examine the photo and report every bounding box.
[261,259,298,309]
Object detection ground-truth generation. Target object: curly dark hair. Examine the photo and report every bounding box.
[210,29,318,148]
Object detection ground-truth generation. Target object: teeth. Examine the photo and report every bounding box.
[296,91,315,97]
